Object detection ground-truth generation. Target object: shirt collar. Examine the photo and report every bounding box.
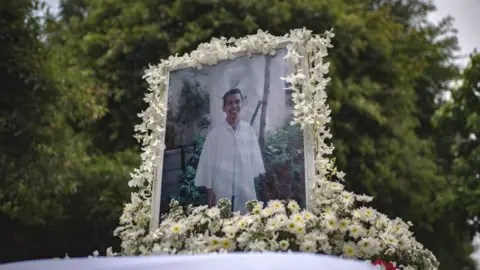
[224,118,241,132]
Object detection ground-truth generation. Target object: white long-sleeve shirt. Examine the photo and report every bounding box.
[194,119,265,214]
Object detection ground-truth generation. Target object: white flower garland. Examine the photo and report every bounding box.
[112,28,439,270]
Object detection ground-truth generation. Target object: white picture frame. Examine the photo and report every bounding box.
[113,28,331,234]
[150,43,316,230]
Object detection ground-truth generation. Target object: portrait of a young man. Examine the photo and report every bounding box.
[194,88,265,214]
[159,49,306,219]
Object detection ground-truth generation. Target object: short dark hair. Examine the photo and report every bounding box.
[222,88,243,106]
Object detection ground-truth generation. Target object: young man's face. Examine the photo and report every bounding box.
[223,93,242,119]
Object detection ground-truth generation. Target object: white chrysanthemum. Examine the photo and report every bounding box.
[275,214,288,226]
[120,213,129,223]
[355,194,373,203]
[367,226,378,237]
[200,217,210,225]
[343,241,358,258]
[301,210,314,222]
[391,222,408,236]
[352,209,362,219]
[349,223,366,239]
[299,240,317,252]
[206,208,220,219]
[294,224,306,236]
[208,237,221,249]
[319,241,333,254]
[340,191,355,206]
[219,238,236,252]
[268,200,286,213]
[286,220,298,234]
[169,223,185,235]
[208,221,221,233]
[279,240,289,251]
[248,240,267,251]
[266,217,281,231]
[322,209,336,220]
[268,239,280,251]
[236,232,250,248]
[313,229,329,242]
[291,213,305,225]
[360,207,376,222]
[398,235,411,250]
[287,201,300,212]
[304,232,317,242]
[237,217,250,230]
[338,218,350,232]
[251,204,262,215]
[189,214,202,225]
[357,237,381,257]
[222,225,237,238]
[374,215,388,229]
[262,207,274,218]
[381,232,399,248]
[324,217,338,232]
[329,181,344,192]
[152,243,169,255]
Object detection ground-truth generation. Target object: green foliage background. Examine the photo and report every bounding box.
[1,0,479,269]
[162,133,207,216]
[258,122,305,206]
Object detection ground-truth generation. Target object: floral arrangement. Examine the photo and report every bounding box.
[110,28,440,269]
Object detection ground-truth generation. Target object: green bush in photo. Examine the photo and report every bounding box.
[257,121,305,206]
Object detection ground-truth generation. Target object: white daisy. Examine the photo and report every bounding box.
[342,241,358,258]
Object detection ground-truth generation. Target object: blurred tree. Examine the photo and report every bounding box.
[16,0,474,268]
[0,0,139,262]
[1,0,63,225]
[433,51,480,234]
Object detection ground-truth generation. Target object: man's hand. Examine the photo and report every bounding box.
[207,189,216,207]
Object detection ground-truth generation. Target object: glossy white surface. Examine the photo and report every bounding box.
[0,253,376,270]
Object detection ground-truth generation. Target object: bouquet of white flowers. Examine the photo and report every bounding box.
[111,28,440,270]
[140,181,437,269]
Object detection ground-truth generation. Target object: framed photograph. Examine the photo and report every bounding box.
[152,46,314,224]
